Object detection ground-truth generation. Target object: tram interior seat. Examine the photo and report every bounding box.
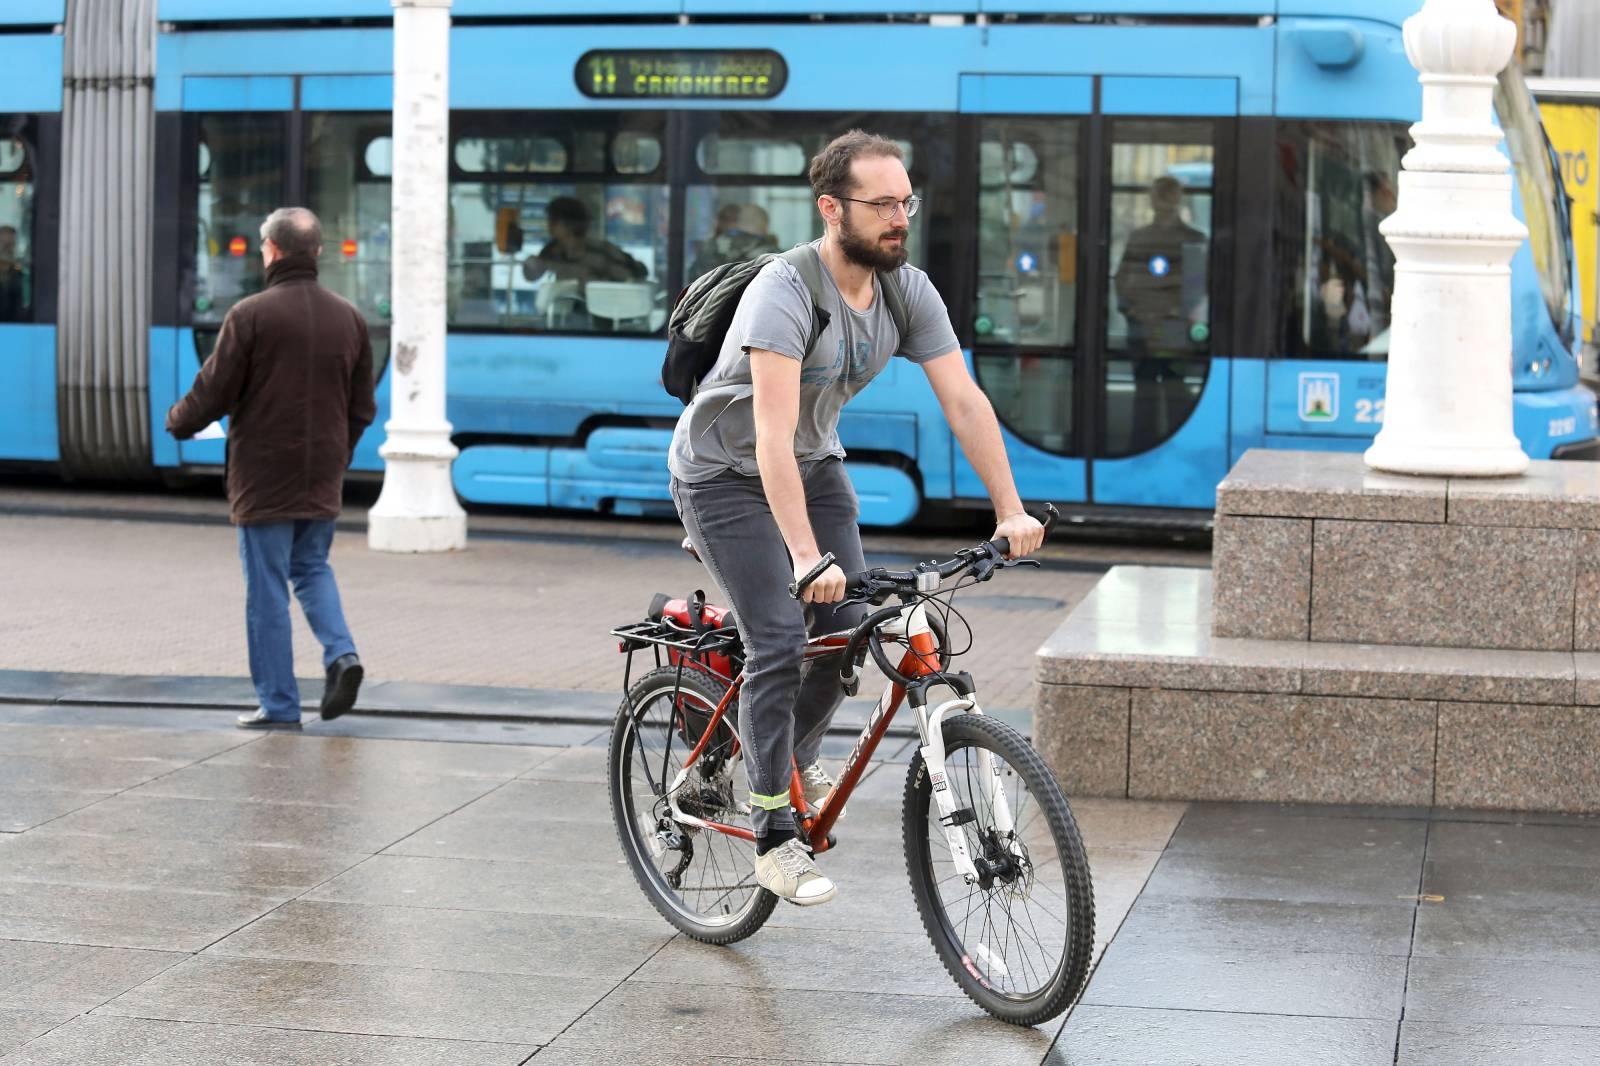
[586,281,662,331]
[536,277,581,328]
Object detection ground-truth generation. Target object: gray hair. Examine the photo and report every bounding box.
[259,207,322,258]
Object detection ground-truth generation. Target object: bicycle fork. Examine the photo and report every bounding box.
[896,602,1021,887]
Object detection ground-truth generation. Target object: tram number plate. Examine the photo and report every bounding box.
[1354,399,1385,424]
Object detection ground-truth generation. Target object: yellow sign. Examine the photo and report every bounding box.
[576,50,787,100]
[1540,101,1600,343]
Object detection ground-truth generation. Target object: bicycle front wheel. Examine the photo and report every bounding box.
[609,665,776,944]
[903,713,1095,1026]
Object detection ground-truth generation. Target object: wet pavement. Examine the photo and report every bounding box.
[0,701,1597,1064]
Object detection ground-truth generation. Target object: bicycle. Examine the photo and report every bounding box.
[607,505,1095,1026]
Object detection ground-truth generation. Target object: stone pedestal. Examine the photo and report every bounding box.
[1034,450,1600,813]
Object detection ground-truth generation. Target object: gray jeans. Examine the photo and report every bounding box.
[670,458,867,837]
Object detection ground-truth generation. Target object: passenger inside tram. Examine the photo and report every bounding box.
[1113,176,1208,447]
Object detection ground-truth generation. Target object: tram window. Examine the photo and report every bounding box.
[0,123,34,324]
[449,181,669,333]
[696,134,913,176]
[971,118,1081,455]
[1275,121,1407,360]
[1103,119,1215,460]
[192,114,287,326]
[307,114,393,371]
[448,113,669,334]
[455,136,568,174]
[975,122,1079,349]
[1495,68,1572,336]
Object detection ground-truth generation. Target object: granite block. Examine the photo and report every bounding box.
[1067,566,1211,624]
[1310,520,1576,650]
[1576,532,1600,651]
[1036,612,1301,694]
[1445,460,1600,529]
[1129,690,1436,805]
[1211,515,1312,640]
[1217,449,1448,522]
[1299,642,1576,705]
[1436,702,1600,812]
[1575,652,1600,705]
[1033,685,1129,797]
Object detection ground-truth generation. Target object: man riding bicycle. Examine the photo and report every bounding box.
[668,129,1044,906]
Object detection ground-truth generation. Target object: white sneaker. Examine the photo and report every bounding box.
[799,762,844,819]
[753,839,837,906]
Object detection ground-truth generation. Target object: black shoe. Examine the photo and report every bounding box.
[320,653,364,721]
[237,708,303,730]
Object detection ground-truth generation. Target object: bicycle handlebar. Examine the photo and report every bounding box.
[788,503,1059,603]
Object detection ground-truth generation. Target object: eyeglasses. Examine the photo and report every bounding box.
[835,195,921,220]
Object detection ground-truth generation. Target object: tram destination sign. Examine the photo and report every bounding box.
[577,50,787,100]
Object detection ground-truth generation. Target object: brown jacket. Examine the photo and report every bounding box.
[166,255,377,525]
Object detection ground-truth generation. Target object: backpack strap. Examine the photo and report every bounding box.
[877,267,911,349]
[778,244,831,358]
[779,243,914,357]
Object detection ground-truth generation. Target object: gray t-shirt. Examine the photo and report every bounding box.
[668,242,960,483]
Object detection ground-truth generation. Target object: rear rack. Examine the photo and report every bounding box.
[612,619,742,658]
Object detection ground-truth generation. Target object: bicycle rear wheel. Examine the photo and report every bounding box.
[903,713,1094,1026]
[609,665,776,943]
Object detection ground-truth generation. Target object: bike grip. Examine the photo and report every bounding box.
[991,503,1060,558]
[788,551,837,599]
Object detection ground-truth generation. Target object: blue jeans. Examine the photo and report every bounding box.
[238,519,357,720]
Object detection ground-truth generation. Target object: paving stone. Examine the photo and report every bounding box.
[1169,806,1430,856]
[1422,860,1600,913]
[207,900,669,981]
[1141,846,1425,906]
[1065,798,1187,853]
[1084,936,1408,1018]
[1426,820,1600,869]
[0,881,278,953]
[0,832,361,898]
[0,725,251,764]
[0,940,184,1014]
[0,1014,538,1065]
[1114,896,1416,956]
[303,854,659,921]
[1397,1020,1600,1066]
[530,1050,855,1066]
[37,793,486,854]
[0,791,103,834]
[1058,1005,1398,1066]
[98,954,613,1045]
[517,745,608,782]
[0,1008,66,1057]
[554,980,1056,1064]
[1405,956,1600,1027]
[0,756,185,795]
[1415,902,1600,964]
[125,759,505,810]
[636,926,961,999]
[200,733,555,779]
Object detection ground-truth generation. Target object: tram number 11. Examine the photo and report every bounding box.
[1354,399,1386,424]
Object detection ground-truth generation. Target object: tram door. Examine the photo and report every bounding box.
[961,75,1235,509]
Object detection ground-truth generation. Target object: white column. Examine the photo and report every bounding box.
[369,0,468,552]
[1364,0,1530,477]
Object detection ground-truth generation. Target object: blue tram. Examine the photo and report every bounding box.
[0,0,1593,525]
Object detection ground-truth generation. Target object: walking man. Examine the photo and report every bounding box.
[166,207,375,729]
[668,130,1044,904]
